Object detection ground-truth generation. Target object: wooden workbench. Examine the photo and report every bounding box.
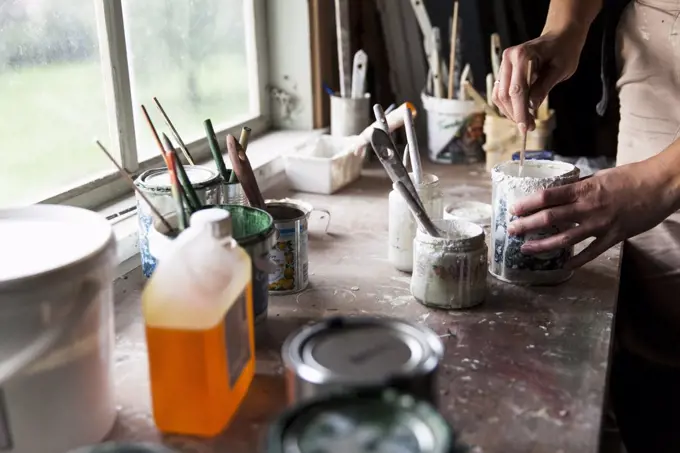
[108,163,621,452]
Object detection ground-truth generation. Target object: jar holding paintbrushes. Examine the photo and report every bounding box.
[205,121,250,206]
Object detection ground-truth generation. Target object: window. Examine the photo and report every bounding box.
[0,0,268,210]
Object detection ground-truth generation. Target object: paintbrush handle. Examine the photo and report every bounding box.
[166,152,187,230]
[403,106,423,185]
[226,134,265,209]
[204,119,230,181]
[447,1,459,99]
[238,126,252,152]
[393,181,440,237]
[153,97,196,165]
[162,134,201,211]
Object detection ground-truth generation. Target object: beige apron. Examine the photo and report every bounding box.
[616,0,680,366]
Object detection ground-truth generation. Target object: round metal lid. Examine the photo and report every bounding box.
[141,166,218,189]
[285,317,443,384]
[269,389,457,453]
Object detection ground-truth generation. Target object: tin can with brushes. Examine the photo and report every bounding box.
[282,316,443,405]
[264,388,463,453]
[135,166,221,277]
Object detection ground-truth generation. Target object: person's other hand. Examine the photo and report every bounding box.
[507,161,679,269]
[491,31,583,132]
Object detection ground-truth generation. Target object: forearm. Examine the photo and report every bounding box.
[542,0,603,41]
[647,138,680,212]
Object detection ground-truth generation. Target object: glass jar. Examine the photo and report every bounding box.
[411,219,487,309]
[388,173,443,272]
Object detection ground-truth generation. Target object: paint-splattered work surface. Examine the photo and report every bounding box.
[109,163,620,453]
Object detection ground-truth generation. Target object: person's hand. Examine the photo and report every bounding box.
[506,161,680,269]
[492,31,584,132]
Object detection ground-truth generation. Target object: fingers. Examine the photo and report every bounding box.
[510,183,580,217]
[520,224,594,255]
[566,235,617,269]
[492,54,514,119]
[507,203,582,236]
[492,45,534,130]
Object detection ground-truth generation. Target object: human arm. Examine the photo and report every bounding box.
[492,0,604,131]
[507,139,680,268]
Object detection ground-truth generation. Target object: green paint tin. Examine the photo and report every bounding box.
[265,389,464,453]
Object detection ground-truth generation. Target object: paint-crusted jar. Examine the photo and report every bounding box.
[135,166,221,277]
[490,160,579,285]
[411,219,487,309]
[388,173,443,272]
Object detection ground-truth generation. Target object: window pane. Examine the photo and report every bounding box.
[0,0,110,207]
[123,0,254,161]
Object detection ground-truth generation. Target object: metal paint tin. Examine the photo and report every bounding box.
[134,166,221,277]
[282,317,443,405]
[265,199,313,295]
[264,388,462,453]
[221,179,248,206]
[66,443,178,453]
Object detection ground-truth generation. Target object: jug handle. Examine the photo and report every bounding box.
[0,280,99,384]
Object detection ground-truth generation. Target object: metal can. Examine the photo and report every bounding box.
[135,166,221,277]
[264,388,462,453]
[282,317,443,405]
[66,443,178,453]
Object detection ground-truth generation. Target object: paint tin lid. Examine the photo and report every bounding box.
[137,166,219,190]
[443,201,492,227]
[265,388,461,453]
[66,443,178,453]
[283,317,443,385]
[0,205,114,287]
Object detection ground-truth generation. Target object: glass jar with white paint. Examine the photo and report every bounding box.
[411,219,487,309]
[388,173,443,272]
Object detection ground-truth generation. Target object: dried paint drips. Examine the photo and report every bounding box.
[490,160,579,285]
[410,219,487,309]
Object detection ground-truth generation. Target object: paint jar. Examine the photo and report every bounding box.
[490,160,579,285]
[220,170,249,206]
[264,389,459,453]
[411,219,487,310]
[135,166,221,278]
[66,443,178,453]
[281,317,443,405]
[443,200,492,237]
[330,93,371,137]
[0,205,116,453]
[421,91,485,164]
[266,198,331,295]
[146,205,276,323]
[483,112,556,172]
[388,173,443,273]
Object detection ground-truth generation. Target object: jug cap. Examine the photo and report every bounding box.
[190,209,232,239]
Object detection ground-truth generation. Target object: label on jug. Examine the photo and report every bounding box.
[224,286,252,388]
[0,389,12,450]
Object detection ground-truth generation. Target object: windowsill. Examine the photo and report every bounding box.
[106,129,325,278]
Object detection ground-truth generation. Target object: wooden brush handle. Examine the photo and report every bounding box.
[226,134,265,209]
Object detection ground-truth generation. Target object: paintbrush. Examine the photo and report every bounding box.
[447,1,459,99]
[229,126,252,184]
[153,97,196,165]
[393,181,440,237]
[166,150,187,230]
[403,106,423,185]
[226,134,265,209]
[518,60,534,177]
[161,133,201,212]
[204,119,231,181]
[95,140,173,232]
[141,105,170,168]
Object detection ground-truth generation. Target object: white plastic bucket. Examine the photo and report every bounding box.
[0,205,117,453]
[483,111,556,172]
[330,93,371,137]
[421,91,485,164]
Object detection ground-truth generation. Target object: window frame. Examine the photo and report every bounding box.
[41,0,271,210]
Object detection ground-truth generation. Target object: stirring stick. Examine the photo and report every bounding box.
[393,181,440,237]
[161,133,201,212]
[153,97,196,165]
[334,0,351,97]
[166,150,187,231]
[141,105,169,167]
[447,1,459,99]
[351,49,368,99]
[431,28,444,98]
[490,33,502,80]
[95,140,173,232]
[403,106,423,184]
[518,60,534,176]
[204,119,230,181]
